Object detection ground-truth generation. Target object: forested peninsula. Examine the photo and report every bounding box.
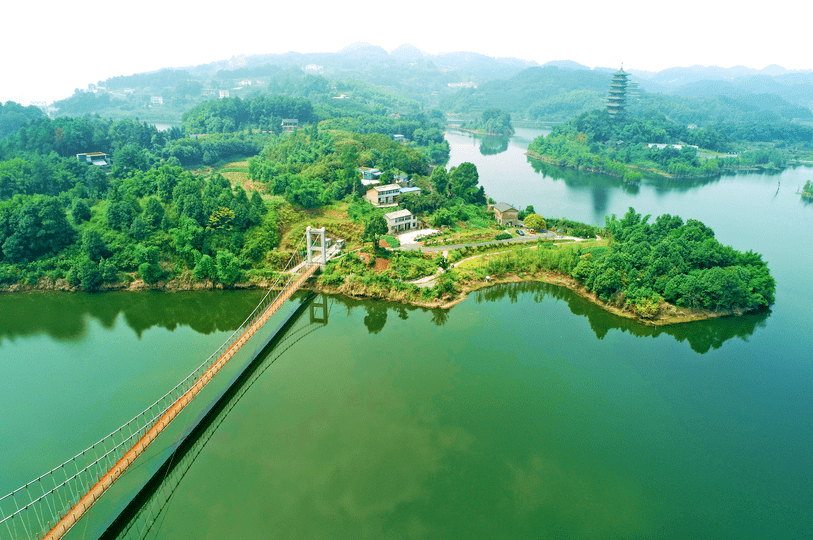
[527,109,804,181]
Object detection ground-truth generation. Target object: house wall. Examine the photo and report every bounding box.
[495,209,518,226]
[365,187,400,206]
[386,215,417,233]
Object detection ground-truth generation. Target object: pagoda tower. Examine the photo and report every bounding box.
[607,65,629,119]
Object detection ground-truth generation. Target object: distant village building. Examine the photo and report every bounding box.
[394,173,410,185]
[399,186,421,196]
[490,202,519,227]
[281,119,298,133]
[359,167,382,182]
[365,183,401,207]
[393,134,406,143]
[448,82,478,89]
[607,66,629,119]
[150,96,163,105]
[76,152,112,169]
[219,90,230,99]
[384,209,417,234]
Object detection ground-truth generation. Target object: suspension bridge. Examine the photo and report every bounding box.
[0,227,333,540]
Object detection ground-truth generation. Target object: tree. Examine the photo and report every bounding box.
[194,254,216,281]
[129,216,149,240]
[106,200,135,231]
[138,262,163,284]
[430,166,449,196]
[431,207,455,228]
[524,214,547,231]
[364,213,387,250]
[77,258,103,290]
[449,162,480,203]
[1,196,74,264]
[518,205,535,221]
[143,197,165,228]
[112,144,149,176]
[216,250,242,284]
[71,199,91,223]
[82,229,109,261]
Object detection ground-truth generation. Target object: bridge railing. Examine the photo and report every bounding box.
[0,235,314,540]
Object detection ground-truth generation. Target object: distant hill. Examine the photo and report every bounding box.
[34,44,813,131]
[440,65,612,121]
[49,43,538,121]
[633,65,813,109]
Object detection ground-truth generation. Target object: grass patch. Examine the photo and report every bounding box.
[450,237,591,268]
[383,235,401,248]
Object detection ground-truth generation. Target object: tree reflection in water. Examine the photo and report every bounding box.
[478,135,510,156]
[473,282,769,354]
[0,290,271,343]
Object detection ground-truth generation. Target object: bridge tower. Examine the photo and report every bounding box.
[306,226,327,270]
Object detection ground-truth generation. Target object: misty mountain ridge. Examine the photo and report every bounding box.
[27,41,813,128]
[94,43,810,97]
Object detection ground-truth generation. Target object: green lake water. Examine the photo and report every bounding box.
[1,129,811,539]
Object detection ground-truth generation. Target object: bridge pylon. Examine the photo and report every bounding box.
[306,226,327,271]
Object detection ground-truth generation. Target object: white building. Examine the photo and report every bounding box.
[365,184,401,207]
[384,209,417,234]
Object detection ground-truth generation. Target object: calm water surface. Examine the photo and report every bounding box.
[0,129,811,539]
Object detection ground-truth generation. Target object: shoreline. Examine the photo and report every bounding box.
[1,268,756,327]
[525,149,757,179]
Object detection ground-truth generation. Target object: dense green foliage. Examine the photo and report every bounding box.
[629,92,813,136]
[182,96,315,133]
[0,96,458,291]
[577,208,775,315]
[528,109,733,178]
[1,101,44,140]
[0,114,266,170]
[318,109,450,165]
[247,129,426,207]
[0,162,276,290]
[529,108,804,178]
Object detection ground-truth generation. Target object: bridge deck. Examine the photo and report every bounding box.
[42,265,318,540]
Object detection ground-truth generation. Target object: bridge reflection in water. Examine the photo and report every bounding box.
[101,293,329,540]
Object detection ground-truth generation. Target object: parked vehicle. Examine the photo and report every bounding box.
[516,229,525,236]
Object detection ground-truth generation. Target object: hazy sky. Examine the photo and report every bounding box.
[3,0,809,104]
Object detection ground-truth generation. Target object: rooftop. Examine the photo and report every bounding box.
[371,183,401,192]
[384,209,413,219]
[493,202,517,213]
